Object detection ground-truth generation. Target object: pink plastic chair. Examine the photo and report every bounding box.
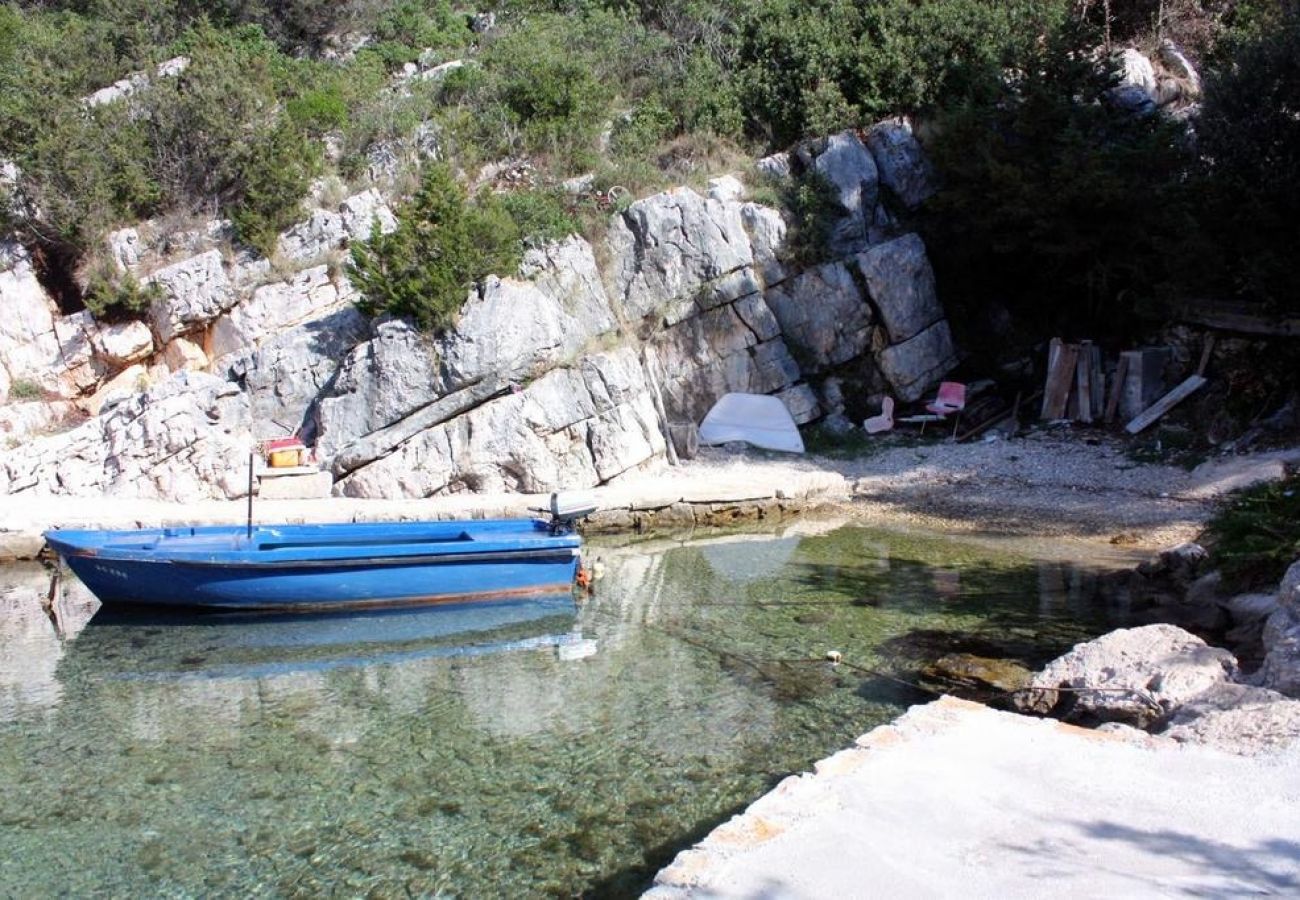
[864,397,895,434]
[925,382,967,417]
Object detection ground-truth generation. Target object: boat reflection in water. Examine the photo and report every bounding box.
[76,593,584,682]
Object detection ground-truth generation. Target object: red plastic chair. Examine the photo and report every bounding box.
[925,382,967,417]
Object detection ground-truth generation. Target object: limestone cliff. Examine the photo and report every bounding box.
[0,123,958,501]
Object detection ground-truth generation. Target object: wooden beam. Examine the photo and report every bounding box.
[1105,354,1130,424]
[1197,334,1217,377]
[1040,338,1062,419]
[1075,340,1093,424]
[1089,345,1105,420]
[1042,341,1077,420]
[1124,375,1208,434]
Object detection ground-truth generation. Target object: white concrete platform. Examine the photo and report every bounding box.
[648,697,1300,898]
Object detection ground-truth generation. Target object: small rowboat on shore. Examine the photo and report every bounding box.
[44,494,594,613]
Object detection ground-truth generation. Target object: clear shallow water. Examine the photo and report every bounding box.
[0,522,1137,897]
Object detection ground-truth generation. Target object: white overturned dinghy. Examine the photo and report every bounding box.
[698,392,805,453]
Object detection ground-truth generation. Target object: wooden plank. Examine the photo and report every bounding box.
[1043,342,1078,420]
[1105,354,1130,424]
[1040,338,1063,419]
[1197,334,1217,377]
[1124,375,1208,434]
[1175,300,1300,337]
[1089,345,1105,420]
[1075,341,1093,424]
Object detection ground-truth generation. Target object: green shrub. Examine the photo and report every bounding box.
[82,265,163,320]
[7,377,43,401]
[779,170,842,267]
[348,165,521,333]
[1204,473,1300,591]
[497,189,578,248]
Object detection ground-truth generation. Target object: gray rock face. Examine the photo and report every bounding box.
[94,320,154,366]
[440,267,613,390]
[865,118,936,209]
[210,265,350,362]
[802,131,879,256]
[313,319,443,460]
[605,186,757,327]
[1016,624,1236,726]
[1,371,251,500]
[1258,560,1300,698]
[856,234,941,344]
[145,249,236,343]
[763,262,873,372]
[335,347,663,497]
[227,305,370,443]
[876,319,959,402]
[648,300,801,426]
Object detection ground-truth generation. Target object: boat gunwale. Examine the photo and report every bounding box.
[44,519,581,566]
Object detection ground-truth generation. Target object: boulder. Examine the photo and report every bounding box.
[763,261,873,372]
[162,336,208,372]
[864,118,936,209]
[94,320,153,366]
[1116,48,1157,96]
[876,319,958,402]
[856,234,942,344]
[775,383,821,425]
[339,188,398,240]
[1257,560,1300,698]
[799,131,880,257]
[82,364,147,416]
[707,175,745,203]
[144,249,236,343]
[276,209,346,263]
[0,240,56,352]
[1137,541,1209,586]
[923,653,1033,694]
[51,311,104,394]
[1161,682,1300,755]
[740,203,787,284]
[1015,624,1237,726]
[106,227,143,272]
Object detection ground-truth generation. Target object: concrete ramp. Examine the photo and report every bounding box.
[648,697,1300,898]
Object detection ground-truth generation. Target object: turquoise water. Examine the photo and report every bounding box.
[0,523,1136,897]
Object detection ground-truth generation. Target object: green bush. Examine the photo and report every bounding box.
[1204,472,1300,590]
[348,165,521,333]
[497,189,578,248]
[82,265,164,320]
[1184,8,1300,311]
[920,19,1195,343]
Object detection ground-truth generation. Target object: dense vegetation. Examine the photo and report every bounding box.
[0,0,1296,336]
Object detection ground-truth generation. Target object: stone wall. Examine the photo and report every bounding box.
[1,123,960,502]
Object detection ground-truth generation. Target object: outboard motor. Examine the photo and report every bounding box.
[547,491,598,535]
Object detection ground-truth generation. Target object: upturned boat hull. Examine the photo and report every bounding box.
[44,519,582,612]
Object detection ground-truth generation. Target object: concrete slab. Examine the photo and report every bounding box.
[648,697,1300,898]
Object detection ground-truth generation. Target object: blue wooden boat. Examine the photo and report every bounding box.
[44,515,585,612]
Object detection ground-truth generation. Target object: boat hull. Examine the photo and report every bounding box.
[46,520,582,612]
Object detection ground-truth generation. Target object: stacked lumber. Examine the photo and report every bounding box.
[1039,338,1105,422]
